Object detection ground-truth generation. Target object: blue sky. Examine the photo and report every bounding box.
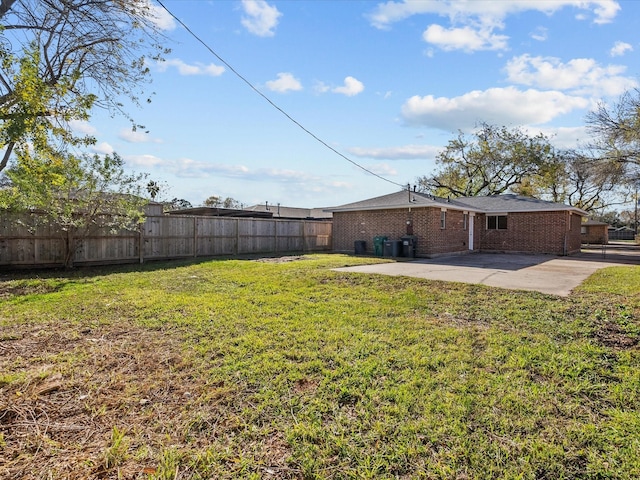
[81,0,640,208]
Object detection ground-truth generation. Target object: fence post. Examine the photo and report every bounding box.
[193,216,197,258]
[235,218,239,255]
[302,220,306,253]
[139,222,144,264]
[274,219,278,253]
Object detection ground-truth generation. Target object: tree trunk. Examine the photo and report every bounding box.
[64,230,75,268]
[0,0,18,18]
[0,142,14,172]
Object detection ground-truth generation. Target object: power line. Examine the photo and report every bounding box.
[155,0,406,189]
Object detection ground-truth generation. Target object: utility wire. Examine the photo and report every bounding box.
[156,0,406,189]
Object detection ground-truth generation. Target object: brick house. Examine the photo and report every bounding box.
[326,191,586,257]
[580,219,609,245]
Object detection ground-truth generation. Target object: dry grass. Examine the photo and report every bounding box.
[1,254,639,479]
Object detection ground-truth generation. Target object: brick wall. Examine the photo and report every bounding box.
[333,207,473,256]
[475,211,581,255]
[334,208,582,256]
[581,224,608,244]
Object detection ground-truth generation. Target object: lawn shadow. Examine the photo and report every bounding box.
[0,252,314,285]
[576,243,640,266]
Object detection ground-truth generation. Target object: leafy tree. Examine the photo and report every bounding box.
[1,150,148,267]
[416,123,561,198]
[163,197,192,211]
[222,197,241,208]
[203,195,222,207]
[146,180,160,200]
[203,196,241,208]
[0,0,168,172]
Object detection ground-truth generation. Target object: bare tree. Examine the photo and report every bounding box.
[0,0,168,171]
[560,151,627,211]
[586,89,640,170]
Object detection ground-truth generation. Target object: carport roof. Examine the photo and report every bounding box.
[325,190,587,216]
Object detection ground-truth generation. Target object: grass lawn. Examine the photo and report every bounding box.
[1,254,639,479]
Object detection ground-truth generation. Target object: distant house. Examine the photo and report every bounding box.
[581,219,609,245]
[325,191,587,257]
[244,203,332,220]
[164,207,273,219]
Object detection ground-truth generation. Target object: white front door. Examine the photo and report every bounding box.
[468,214,474,250]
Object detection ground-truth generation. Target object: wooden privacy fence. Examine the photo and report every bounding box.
[0,213,333,268]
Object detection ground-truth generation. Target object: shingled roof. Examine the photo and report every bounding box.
[453,194,587,214]
[325,190,587,216]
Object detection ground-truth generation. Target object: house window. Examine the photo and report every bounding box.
[463,213,468,231]
[440,210,446,229]
[487,215,507,230]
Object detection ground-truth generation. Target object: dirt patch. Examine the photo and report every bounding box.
[0,282,61,299]
[0,320,299,479]
[593,322,639,350]
[253,255,307,263]
[0,323,203,479]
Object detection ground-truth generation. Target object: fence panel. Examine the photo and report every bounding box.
[197,217,237,256]
[0,213,333,268]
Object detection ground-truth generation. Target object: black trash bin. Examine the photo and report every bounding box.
[373,236,387,256]
[401,235,417,258]
[354,240,366,255]
[383,240,403,257]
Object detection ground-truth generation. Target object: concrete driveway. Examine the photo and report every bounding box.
[334,244,639,296]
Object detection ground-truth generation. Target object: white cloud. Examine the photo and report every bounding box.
[241,0,282,37]
[172,159,250,178]
[119,128,162,144]
[123,153,325,185]
[530,26,548,41]
[313,81,331,94]
[332,76,365,96]
[69,120,97,136]
[91,142,114,155]
[401,87,589,131]
[148,1,176,31]
[368,1,620,29]
[348,144,441,160]
[368,1,619,53]
[504,54,637,96]
[590,0,622,24]
[610,41,633,57]
[266,72,303,93]
[125,154,166,168]
[367,163,398,176]
[157,58,225,76]
[524,126,589,149]
[423,24,508,52]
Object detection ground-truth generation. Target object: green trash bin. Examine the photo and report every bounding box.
[373,236,387,256]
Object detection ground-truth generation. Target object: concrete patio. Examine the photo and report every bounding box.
[334,243,639,296]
